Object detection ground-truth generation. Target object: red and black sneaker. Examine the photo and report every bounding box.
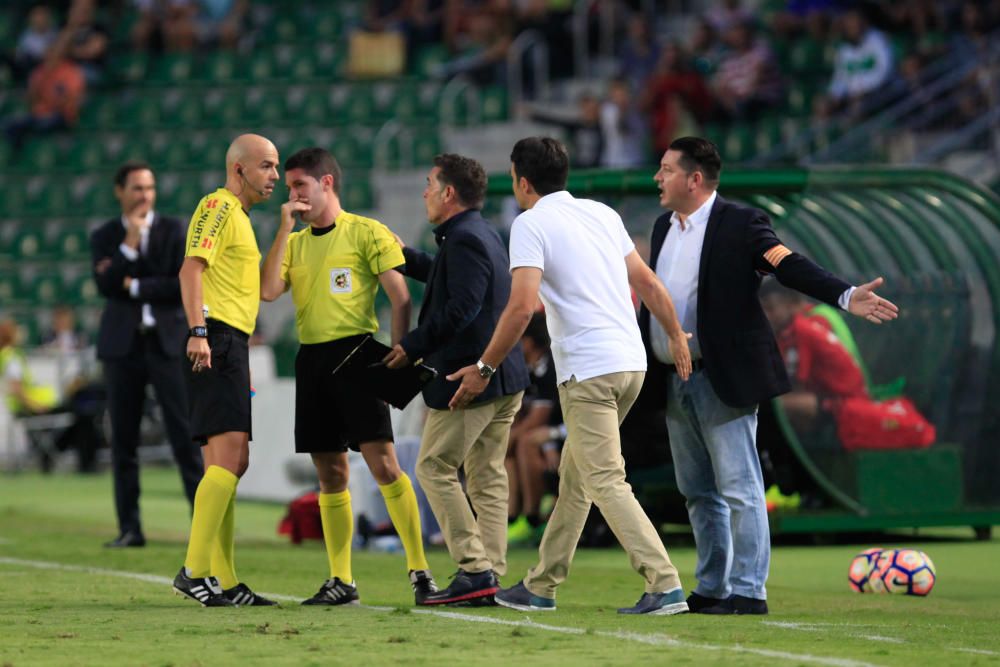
[418,569,498,606]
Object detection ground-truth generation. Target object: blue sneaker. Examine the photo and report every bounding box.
[617,587,689,615]
[495,581,556,612]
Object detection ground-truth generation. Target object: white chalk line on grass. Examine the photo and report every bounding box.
[763,621,906,644]
[954,648,999,656]
[0,556,899,667]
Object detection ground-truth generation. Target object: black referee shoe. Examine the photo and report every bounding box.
[223,583,278,606]
[173,567,234,607]
[301,577,360,606]
[410,569,438,605]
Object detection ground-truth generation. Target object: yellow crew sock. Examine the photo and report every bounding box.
[379,473,429,572]
[210,494,238,590]
[318,490,353,582]
[184,465,238,578]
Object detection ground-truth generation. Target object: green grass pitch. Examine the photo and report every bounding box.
[0,468,997,666]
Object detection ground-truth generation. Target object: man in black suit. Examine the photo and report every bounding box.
[91,161,203,547]
[383,153,529,606]
[638,137,898,614]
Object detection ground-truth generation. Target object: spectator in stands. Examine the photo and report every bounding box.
[770,0,842,40]
[506,312,561,545]
[814,9,894,120]
[642,43,713,157]
[8,5,59,82]
[195,0,247,50]
[513,0,574,79]
[62,0,109,85]
[704,0,754,34]
[435,5,513,85]
[617,13,661,92]
[689,18,725,76]
[711,20,784,121]
[600,78,648,168]
[2,39,86,151]
[131,0,198,52]
[90,161,203,548]
[525,92,604,168]
[404,0,447,53]
[42,305,86,354]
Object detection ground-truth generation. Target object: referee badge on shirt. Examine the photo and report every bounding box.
[330,268,352,293]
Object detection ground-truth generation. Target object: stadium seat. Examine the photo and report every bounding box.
[412,131,442,166]
[30,272,64,306]
[64,274,100,306]
[205,52,242,83]
[342,177,374,211]
[50,225,91,261]
[109,53,149,87]
[148,54,196,84]
[722,127,755,163]
[480,86,508,123]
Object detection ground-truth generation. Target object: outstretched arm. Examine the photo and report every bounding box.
[447,267,541,410]
[625,250,692,380]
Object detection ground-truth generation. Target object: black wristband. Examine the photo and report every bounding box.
[189,326,208,338]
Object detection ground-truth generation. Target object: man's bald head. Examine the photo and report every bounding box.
[226,133,278,172]
[225,133,280,207]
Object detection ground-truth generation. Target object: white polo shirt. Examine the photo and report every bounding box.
[509,191,647,384]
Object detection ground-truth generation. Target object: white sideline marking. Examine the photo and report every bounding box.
[763,622,905,644]
[0,556,884,667]
[955,648,999,656]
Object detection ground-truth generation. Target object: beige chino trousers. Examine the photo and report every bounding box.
[524,371,681,598]
[416,391,523,575]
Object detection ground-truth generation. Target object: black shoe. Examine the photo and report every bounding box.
[419,569,498,606]
[731,595,768,615]
[301,578,360,606]
[687,591,727,614]
[173,567,234,607]
[410,569,438,605]
[104,531,145,548]
[223,583,278,606]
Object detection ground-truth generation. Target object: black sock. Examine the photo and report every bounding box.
[526,514,542,528]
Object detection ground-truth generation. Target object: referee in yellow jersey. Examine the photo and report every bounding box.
[260,147,437,606]
[172,134,279,607]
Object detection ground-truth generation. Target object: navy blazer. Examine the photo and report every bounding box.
[90,214,188,360]
[401,209,529,410]
[638,195,851,409]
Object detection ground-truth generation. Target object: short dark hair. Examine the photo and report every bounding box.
[758,277,802,303]
[522,311,550,350]
[114,160,153,188]
[433,153,487,210]
[285,147,343,195]
[667,136,722,184]
[510,137,569,196]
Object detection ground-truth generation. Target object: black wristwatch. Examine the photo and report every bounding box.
[476,360,496,379]
[189,326,208,338]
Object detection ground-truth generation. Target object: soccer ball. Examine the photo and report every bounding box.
[848,547,884,593]
[874,548,937,596]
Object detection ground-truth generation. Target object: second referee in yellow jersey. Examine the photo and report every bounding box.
[260,147,437,606]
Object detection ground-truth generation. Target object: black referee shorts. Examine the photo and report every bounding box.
[294,335,393,454]
[185,319,252,445]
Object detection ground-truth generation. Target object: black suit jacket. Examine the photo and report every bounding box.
[638,195,851,409]
[401,209,529,410]
[91,214,188,360]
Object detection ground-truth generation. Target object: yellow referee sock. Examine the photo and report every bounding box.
[210,494,238,590]
[318,490,353,582]
[379,474,429,572]
[184,465,238,579]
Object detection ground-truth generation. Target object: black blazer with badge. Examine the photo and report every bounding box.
[638,195,851,409]
[401,209,529,411]
[90,214,188,360]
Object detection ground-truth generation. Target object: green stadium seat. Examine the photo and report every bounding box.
[0,271,17,305]
[205,52,242,83]
[330,134,366,168]
[248,51,276,81]
[722,126,755,162]
[78,95,119,129]
[338,86,376,125]
[755,116,784,156]
[201,89,245,128]
[786,81,819,117]
[64,274,100,306]
[31,273,64,306]
[150,54,196,84]
[788,37,827,75]
[380,82,421,123]
[50,226,91,260]
[480,86,508,122]
[110,53,149,87]
[342,177,374,211]
[312,11,343,40]
[19,140,63,172]
[10,228,47,261]
[412,131,442,166]
[413,45,448,78]
[66,139,105,171]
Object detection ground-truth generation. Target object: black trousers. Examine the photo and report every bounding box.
[103,331,203,536]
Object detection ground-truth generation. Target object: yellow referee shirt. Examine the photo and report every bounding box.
[280,210,404,344]
[185,187,261,335]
